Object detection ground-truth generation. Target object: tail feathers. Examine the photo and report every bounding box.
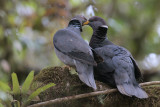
[75,61,97,89]
[117,85,132,97]
[78,71,97,89]
[117,84,148,99]
[134,86,148,99]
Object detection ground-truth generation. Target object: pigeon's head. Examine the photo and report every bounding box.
[68,15,87,32]
[83,16,108,30]
[72,15,87,24]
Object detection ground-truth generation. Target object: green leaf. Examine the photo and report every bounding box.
[12,73,20,94]
[0,81,11,92]
[28,83,55,101]
[21,71,34,94]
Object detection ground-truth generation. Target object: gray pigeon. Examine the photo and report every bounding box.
[83,16,148,98]
[53,15,97,89]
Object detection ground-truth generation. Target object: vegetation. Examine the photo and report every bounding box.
[0,0,160,106]
[0,71,55,107]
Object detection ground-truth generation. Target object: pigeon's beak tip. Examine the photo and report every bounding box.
[83,20,90,26]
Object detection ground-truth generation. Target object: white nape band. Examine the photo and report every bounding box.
[100,25,108,28]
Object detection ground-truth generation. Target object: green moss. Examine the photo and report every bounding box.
[31,66,160,107]
[31,66,94,107]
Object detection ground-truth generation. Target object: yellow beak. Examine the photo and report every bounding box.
[83,20,90,25]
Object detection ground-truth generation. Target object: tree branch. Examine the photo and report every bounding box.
[28,81,160,107]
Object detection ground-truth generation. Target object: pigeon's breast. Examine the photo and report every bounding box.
[54,47,75,67]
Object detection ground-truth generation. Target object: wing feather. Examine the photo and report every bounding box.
[53,29,96,65]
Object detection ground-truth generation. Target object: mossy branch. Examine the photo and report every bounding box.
[28,81,160,107]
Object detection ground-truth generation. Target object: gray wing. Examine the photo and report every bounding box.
[112,56,148,98]
[112,45,142,81]
[112,51,148,98]
[100,45,147,98]
[53,29,96,65]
